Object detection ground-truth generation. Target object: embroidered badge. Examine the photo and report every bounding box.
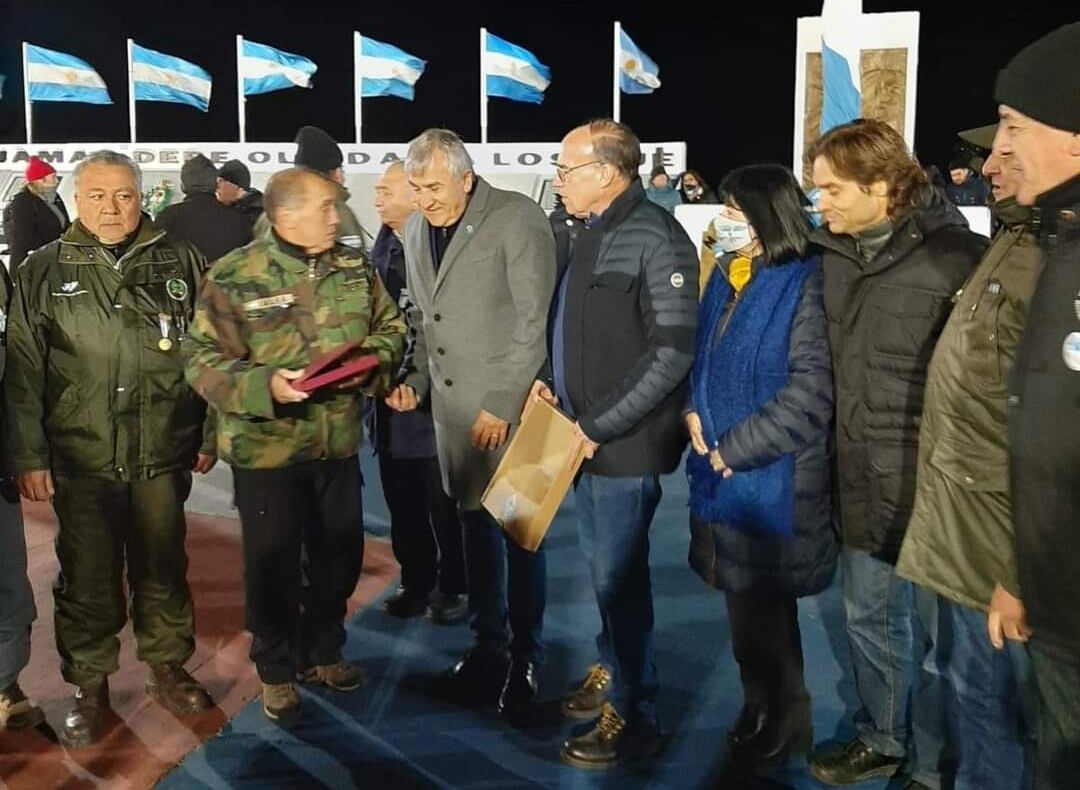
[670,272,685,289]
[51,281,88,297]
[243,293,297,312]
[166,278,189,301]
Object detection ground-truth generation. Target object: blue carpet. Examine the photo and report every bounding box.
[159,453,909,790]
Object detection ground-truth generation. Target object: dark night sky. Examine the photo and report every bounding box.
[0,1,1075,185]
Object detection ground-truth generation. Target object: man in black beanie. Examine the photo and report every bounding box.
[990,21,1080,790]
[216,160,264,228]
[254,126,367,250]
[157,154,253,262]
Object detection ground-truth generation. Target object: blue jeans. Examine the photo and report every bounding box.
[842,548,950,788]
[575,473,662,727]
[939,598,1035,790]
[460,509,545,664]
[0,492,35,690]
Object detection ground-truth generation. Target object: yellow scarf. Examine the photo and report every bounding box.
[728,256,753,294]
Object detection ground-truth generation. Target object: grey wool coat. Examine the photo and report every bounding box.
[402,178,557,510]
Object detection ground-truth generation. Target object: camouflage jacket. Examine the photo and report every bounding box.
[184,235,405,469]
[4,219,212,481]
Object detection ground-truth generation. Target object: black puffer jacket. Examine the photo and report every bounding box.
[546,182,698,477]
[156,155,253,263]
[815,190,987,563]
[3,187,69,269]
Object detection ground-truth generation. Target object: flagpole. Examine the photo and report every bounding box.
[236,34,246,143]
[127,38,137,143]
[22,42,32,144]
[479,27,488,144]
[613,21,621,123]
[354,31,363,143]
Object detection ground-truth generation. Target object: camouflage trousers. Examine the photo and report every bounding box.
[52,471,195,686]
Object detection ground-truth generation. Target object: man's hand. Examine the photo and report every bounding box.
[193,454,217,475]
[471,410,510,451]
[528,380,559,408]
[17,470,54,502]
[385,384,419,412]
[709,448,734,479]
[270,369,310,404]
[573,422,600,460]
[685,411,708,456]
[987,583,1031,649]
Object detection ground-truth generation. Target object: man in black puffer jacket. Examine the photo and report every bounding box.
[806,119,987,790]
[157,154,253,263]
[533,120,698,770]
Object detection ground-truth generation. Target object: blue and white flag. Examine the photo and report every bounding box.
[240,40,317,96]
[619,29,661,95]
[820,0,862,133]
[485,32,550,105]
[131,43,212,112]
[358,36,425,101]
[25,44,112,105]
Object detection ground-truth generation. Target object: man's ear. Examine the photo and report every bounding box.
[868,180,889,198]
[463,170,475,194]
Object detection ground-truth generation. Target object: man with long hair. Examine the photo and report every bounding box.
[807,119,987,790]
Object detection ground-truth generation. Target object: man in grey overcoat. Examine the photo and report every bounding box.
[386,128,556,717]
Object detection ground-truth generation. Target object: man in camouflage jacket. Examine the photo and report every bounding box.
[184,168,404,721]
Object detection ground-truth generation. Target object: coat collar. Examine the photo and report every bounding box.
[432,177,492,292]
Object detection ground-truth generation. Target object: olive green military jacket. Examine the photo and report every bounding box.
[184,236,405,469]
[4,219,212,481]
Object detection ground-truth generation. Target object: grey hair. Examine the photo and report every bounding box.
[72,150,143,194]
[405,129,474,179]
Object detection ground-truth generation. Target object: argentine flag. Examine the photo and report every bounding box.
[820,0,862,133]
[132,43,212,112]
[619,29,661,94]
[26,44,111,105]
[241,40,317,96]
[358,36,425,100]
[485,33,550,105]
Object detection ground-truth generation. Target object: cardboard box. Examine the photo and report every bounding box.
[481,397,587,552]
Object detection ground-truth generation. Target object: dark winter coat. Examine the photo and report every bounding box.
[688,256,837,596]
[3,187,69,269]
[815,189,987,563]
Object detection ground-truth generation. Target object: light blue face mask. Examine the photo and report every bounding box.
[804,187,824,228]
[711,207,754,255]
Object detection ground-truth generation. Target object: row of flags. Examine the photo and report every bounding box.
[20,29,661,112]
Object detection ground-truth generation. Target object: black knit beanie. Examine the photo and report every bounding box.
[294,126,343,173]
[994,22,1080,133]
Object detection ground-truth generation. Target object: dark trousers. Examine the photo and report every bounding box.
[51,471,195,686]
[233,457,365,684]
[378,453,465,595]
[0,488,35,690]
[460,509,545,664]
[575,473,662,726]
[724,591,810,725]
[1028,634,1080,790]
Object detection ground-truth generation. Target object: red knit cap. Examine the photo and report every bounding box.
[25,156,56,182]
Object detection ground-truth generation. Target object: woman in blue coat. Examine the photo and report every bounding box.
[685,164,837,767]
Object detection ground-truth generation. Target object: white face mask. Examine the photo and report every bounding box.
[711,210,754,254]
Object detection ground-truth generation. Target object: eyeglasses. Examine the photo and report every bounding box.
[553,161,602,181]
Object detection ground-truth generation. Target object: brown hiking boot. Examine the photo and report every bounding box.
[261,682,301,721]
[0,681,44,730]
[146,663,213,714]
[59,678,110,749]
[562,664,612,720]
[297,661,366,692]
[560,702,661,770]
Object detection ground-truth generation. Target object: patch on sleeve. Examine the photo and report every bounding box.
[670,272,685,289]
